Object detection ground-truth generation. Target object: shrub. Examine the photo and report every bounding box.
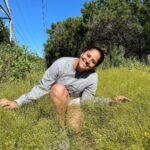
[0,43,45,83]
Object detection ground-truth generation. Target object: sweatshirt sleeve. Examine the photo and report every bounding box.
[81,73,98,102]
[15,60,59,106]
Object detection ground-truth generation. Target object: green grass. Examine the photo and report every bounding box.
[0,67,150,149]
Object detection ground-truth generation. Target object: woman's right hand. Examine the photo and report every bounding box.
[0,98,18,109]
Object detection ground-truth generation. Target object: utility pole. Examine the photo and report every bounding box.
[0,0,16,43]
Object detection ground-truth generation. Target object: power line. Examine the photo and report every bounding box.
[45,0,48,28]
[9,3,35,48]
[14,0,39,49]
[12,19,28,46]
[41,0,47,38]
[42,0,46,29]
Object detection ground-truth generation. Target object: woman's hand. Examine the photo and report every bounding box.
[109,96,131,106]
[0,98,18,109]
[113,96,131,103]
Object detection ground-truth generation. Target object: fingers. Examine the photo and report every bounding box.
[0,99,16,109]
[112,96,132,103]
[0,98,9,102]
[0,99,9,107]
[3,105,13,109]
[0,102,16,109]
[0,100,11,108]
[120,96,132,103]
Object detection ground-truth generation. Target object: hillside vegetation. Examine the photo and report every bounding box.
[0,0,149,149]
[0,66,149,149]
[0,43,45,83]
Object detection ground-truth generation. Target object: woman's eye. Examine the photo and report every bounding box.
[92,60,96,64]
[87,53,91,57]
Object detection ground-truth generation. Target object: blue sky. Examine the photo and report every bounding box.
[0,0,90,57]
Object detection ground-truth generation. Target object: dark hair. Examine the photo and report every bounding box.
[87,46,109,67]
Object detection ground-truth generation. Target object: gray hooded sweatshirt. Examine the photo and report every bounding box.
[15,57,99,106]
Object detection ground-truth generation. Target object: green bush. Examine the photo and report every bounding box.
[101,44,149,73]
[0,43,45,83]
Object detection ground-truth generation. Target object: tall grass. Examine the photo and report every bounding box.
[0,67,149,149]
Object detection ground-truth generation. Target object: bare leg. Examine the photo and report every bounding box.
[50,83,70,127]
[50,84,84,132]
[66,103,84,133]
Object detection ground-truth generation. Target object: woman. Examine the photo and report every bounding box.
[0,47,130,132]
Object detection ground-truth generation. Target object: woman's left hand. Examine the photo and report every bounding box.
[112,96,131,103]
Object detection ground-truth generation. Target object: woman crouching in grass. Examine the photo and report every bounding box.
[0,47,130,133]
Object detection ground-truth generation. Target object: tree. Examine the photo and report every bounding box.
[0,19,9,43]
[44,17,88,67]
[44,0,150,67]
[82,0,150,61]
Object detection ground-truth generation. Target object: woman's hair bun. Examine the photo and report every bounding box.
[101,47,109,55]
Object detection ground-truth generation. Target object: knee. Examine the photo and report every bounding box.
[50,83,69,98]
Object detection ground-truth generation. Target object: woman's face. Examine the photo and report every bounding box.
[77,49,101,72]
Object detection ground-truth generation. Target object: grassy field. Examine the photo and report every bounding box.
[0,67,149,149]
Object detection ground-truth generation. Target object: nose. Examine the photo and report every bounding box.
[86,58,91,64]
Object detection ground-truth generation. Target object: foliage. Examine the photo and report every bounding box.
[82,0,150,60]
[103,44,125,68]
[0,19,9,43]
[0,43,45,83]
[0,66,149,149]
[44,17,89,67]
[98,44,150,70]
[44,0,150,67]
